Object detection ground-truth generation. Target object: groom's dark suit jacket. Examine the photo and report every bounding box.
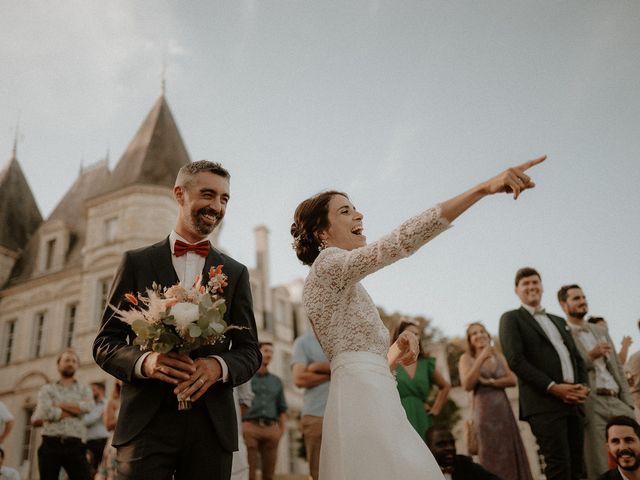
[499,307,587,420]
[598,468,625,480]
[93,237,261,452]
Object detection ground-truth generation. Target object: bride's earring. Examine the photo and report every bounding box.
[318,239,328,251]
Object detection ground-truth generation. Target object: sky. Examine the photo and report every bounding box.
[1,1,639,350]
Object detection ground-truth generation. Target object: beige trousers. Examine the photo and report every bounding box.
[242,421,282,480]
[300,416,323,480]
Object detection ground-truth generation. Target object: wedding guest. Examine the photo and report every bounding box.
[242,342,287,480]
[0,447,20,480]
[231,382,253,480]
[95,381,120,480]
[559,284,635,478]
[499,267,589,480]
[31,349,94,480]
[458,322,532,480]
[0,401,14,445]
[392,319,450,440]
[588,316,633,364]
[291,329,330,480]
[426,426,501,480]
[84,382,109,475]
[627,321,640,420]
[93,161,261,479]
[599,415,640,480]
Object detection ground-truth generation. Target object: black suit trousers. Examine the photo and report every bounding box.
[116,396,232,480]
[527,410,584,480]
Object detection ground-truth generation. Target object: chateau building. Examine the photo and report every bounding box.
[0,94,306,478]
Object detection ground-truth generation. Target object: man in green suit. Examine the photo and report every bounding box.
[558,284,635,479]
[499,267,589,480]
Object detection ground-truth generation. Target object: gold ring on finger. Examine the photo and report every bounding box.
[199,378,205,385]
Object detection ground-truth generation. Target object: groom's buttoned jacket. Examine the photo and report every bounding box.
[93,237,261,452]
[499,307,587,420]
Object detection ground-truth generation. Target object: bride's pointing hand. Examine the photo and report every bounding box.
[440,154,547,223]
[483,155,547,200]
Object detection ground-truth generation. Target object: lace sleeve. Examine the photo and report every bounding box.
[313,205,450,288]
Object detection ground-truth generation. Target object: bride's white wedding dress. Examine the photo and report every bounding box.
[303,205,449,480]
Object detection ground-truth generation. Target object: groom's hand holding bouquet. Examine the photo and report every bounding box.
[111,265,242,409]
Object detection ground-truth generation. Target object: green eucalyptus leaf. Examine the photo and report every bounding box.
[211,322,225,334]
[188,324,202,338]
[162,315,176,326]
[153,342,173,354]
[199,294,213,309]
[197,315,210,330]
[131,319,148,333]
[206,308,221,325]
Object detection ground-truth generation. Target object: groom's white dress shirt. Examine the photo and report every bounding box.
[133,231,229,381]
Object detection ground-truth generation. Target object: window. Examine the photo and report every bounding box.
[62,303,77,348]
[45,238,56,270]
[104,217,118,243]
[96,277,111,321]
[32,312,45,358]
[2,319,17,365]
[21,406,35,464]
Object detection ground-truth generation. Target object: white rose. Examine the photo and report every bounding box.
[170,302,200,331]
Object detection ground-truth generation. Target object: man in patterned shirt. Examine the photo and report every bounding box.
[31,349,94,480]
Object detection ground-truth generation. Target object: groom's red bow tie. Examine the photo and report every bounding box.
[173,240,210,257]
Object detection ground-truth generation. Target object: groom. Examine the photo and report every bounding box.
[93,160,261,479]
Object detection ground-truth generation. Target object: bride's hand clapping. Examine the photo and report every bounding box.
[483,155,547,200]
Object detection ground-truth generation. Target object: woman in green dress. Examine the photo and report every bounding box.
[392,319,451,439]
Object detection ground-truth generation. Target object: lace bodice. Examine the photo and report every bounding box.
[303,205,450,361]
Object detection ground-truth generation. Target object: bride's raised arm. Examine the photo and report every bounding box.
[292,155,546,288]
[312,205,450,288]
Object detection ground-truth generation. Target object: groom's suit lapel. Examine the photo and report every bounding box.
[147,237,180,287]
[519,306,552,344]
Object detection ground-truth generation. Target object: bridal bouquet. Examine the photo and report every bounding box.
[111,265,240,409]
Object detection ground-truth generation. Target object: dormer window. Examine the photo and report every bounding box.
[37,219,69,274]
[45,238,56,270]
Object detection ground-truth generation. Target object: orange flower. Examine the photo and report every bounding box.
[124,293,138,305]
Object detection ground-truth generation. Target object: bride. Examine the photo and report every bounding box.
[290,156,546,479]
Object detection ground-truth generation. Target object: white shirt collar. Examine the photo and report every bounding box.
[522,304,543,316]
[618,466,632,479]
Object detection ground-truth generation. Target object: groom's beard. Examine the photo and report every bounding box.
[617,449,640,471]
[191,208,222,236]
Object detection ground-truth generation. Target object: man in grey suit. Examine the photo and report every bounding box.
[558,284,635,479]
[499,267,589,480]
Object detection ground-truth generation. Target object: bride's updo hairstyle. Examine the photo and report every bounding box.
[291,190,347,266]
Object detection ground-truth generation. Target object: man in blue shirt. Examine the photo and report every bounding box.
[242,342,287,480]
[291,330,330,480]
